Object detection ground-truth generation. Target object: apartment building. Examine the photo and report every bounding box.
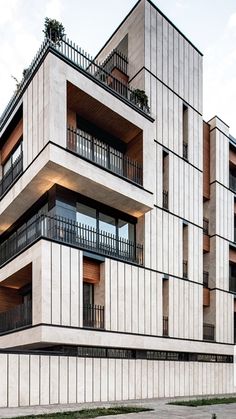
[0,0,235,407]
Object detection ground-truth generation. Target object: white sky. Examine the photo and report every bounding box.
[0,0,236,135]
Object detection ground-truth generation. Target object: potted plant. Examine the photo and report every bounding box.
[43,17,65,45]
[132,89,149,112]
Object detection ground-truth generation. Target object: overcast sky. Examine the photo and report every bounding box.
[0,0,236,135]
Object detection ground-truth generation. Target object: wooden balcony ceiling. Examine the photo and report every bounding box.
[0,263,32,289]
[67,82,141,142]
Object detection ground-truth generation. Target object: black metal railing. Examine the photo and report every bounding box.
[183,142,188,160]
[83,304,104,329]
[234,227,236,243]
[203,217,209,235]
[0,37,150,129]
[203,323,215,341]
[0,214,144,267]
[203,271,209,288]
[183,260,188,278]
[0,300,32,333]
[229,174,236,192]
[101,48,128,75]
[229,277,236,293]
[163,190,168,210]
[163,316,168,336]
[67,127,143,186]
[0,152,23,198]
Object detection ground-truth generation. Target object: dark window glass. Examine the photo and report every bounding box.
[83,283,94,306]
[3,141,22,176]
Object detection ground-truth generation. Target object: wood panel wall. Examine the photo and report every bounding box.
[1,119,23,164]
[0,287,22,313]
[83,258,100,284]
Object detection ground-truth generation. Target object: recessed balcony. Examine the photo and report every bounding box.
[67,127,143,186]
[83,304,104,329]
[163,316,168,336]
[0,300,32,333]
[0,214,144,267]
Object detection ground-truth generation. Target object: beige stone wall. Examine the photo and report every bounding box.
[0,353,234,408]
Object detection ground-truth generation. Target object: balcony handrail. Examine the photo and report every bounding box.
[229,276,236,293]
[0,151,23,198]
[67,126,143,186]
[0,300,32,333]
[203,322,215,341]
[163,315,168,336]
[203,271,209,288]
[183,260,188,278]
[183,142,188,160]
[0,214,144,267]
[101,48,128,75]
[203,217,209,235]
[83,304,104,329]
[163,190,168,210]
[0,36,150,131]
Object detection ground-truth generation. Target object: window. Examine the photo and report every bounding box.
[162,150,169,209]
[99,213,116,236]
[183,104,188,160]
[77,203,96,229]
[3,141,22,176]
[118,219,134,241]
[76,201,136,244]
[83,283,94,306]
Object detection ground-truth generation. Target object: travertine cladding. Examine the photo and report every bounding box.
[0,0,235,403]
[0,353,235,407]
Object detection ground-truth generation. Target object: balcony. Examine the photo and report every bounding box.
[183,142,188,160]
[0,152,23,199]
[163,316,168,336]
[203,272,210,307]
[203,218,209,235]
[163,190,168,210]
[67,127,143,186]
[229,174,236,193]
[0,37,152,132]
[203,323,215,341]
[229,277,236,293]
[101,48,128,77]
[183,260,188,278]
[0,300,32,333]
[203,271,209,288]
[83,304,104,329]
[0,214,144,267]
[203,217,210,253]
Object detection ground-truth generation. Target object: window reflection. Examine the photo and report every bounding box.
[3,141,22,176]
[118,219,134,242]
[99,213,116,236]
[77,203,96,229]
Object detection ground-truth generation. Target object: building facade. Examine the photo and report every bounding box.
[0,0,235,407]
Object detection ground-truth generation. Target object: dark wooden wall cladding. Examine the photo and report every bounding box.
[0,287,22,313]
[1,119,23,164]
[203,235,210,253]
[67,108,77,129]
[203,287,210,307]
[83,257,100,284]
[203,121,210,200]
[126,131,143,165]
